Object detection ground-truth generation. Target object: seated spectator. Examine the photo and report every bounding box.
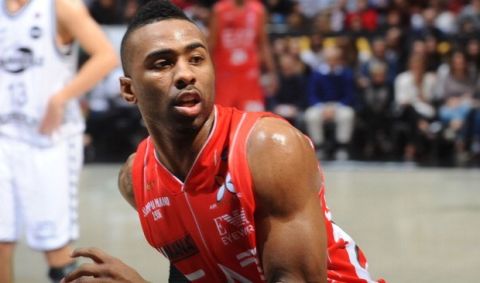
[356,61,394,160]
[457,0,480,33]
[304,46,356,160]
[269,53,310,131]
[300,33,325,70]
[394,53,437,162]
[357,36,399,90]
[437,50,477,164]
[465,37,480,75]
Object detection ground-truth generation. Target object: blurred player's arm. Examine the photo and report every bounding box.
[207,4,219,53]
[248,118,327,282]
[258,7,278,95]
[40,0,118,134]
[118,153,137,209]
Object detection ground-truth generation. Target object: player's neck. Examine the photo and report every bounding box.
[150,113,215,181]
[6,0,29,13]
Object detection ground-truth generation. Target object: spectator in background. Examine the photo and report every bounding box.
[356,61,394,160]
[394,53,437,161]
[300,33,325,70]
[304,46,356,160]
[457,0,480,32]
[296,0,334,20]
[269,52,309,130]
[89,0,128,24]
[358,36,399,90]
[465,37,480,75]
[285,0,309,33]
[430,0,457,36]
[437,50,476,164]
[208,0,278,111]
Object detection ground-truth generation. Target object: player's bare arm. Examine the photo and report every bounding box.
[40,0,118,134]
[248,117,328,282]
[118,153,137,209]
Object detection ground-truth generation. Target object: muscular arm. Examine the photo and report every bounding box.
[248,118,327,282]
[118,153,137,209]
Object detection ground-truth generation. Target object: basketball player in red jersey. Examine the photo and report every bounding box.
[63,1,385,282]
[209,0,278,112]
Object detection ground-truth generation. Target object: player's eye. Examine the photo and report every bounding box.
[190,55,204,65]
[153,60,172,69]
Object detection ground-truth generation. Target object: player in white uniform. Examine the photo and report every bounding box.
[0,0,117,282]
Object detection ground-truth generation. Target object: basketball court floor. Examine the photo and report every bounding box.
[14,162,480,282]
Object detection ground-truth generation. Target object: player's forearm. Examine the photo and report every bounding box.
[261,44,276,74]
[56,50,118,102]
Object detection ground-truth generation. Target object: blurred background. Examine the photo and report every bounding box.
[16,0,480,282]
[80,0,480,167]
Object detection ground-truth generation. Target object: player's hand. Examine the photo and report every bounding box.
[39,94,66,135]
[61,247,149,283]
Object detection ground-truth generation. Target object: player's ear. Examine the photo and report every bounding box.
[119,76,137,104]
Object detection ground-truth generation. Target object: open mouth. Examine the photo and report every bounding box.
[174,91,202,117]
[176,97,200,107]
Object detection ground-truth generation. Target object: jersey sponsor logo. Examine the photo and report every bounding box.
[0,46,44,73]
[141,196,170,220]
[158,234,199,263]
[214,208,254,245]
[216,173,236,203]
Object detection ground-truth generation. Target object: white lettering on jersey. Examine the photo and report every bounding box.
[214,208,254,245]
[142,196,170,217]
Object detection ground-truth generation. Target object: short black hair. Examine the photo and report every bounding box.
[120,0,194,75]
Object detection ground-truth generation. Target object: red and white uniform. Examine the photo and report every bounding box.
[211,0,265,111]
[132,105,384,282]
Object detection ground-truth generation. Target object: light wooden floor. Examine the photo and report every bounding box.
[14,163,480,282]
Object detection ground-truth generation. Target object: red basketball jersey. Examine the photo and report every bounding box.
[211,0,263,72]
[132,105,385,282]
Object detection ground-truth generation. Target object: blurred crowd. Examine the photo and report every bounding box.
[82,0,480,167]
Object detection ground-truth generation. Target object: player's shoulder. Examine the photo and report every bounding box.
[248,116,310,155]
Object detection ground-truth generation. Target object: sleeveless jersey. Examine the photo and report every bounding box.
[0,0,84,146]
[132,105,384,282]
[211,0,263,72]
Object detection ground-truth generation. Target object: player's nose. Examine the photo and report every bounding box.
[174,59,196,89]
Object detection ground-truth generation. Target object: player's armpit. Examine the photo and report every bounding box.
[118,153,137,209]
[247,117,327,282]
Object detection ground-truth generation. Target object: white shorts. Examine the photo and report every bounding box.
[0,134,83,251]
